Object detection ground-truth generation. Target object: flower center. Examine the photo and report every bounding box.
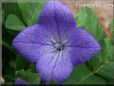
[50,39,67,51]
[54,42,64,51]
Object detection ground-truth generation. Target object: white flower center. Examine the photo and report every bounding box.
[50,38,68,51]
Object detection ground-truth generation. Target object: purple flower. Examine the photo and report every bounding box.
[12,0,100,84]
[15,77,29,85]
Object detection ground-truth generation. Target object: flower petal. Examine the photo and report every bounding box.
[36,50,73,83]
[38,0,76,40]
[66,28,101,65]
[12,24,55,63]
[15,77,29,85]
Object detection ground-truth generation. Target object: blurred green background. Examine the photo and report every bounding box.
[2,0,114,85]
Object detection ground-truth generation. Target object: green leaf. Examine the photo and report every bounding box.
[88,38,112,71]
[104,38,113,62]
[110,19,114,46]
[63,64,105,84]
[2,3,22,24]
[110,19,114,33]
[5,14,25,31]
[29,64,36,73]
[97,62,114,79]
[16,56,24,70]
[109,19,114,62]
[16,70,40,84]
[105,78,114,84]
[16,55,31,71]
[75,6,105,42]
[18,0,46,26]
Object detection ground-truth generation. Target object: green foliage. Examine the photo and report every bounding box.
[16,70,40,84]
[110,19,114,46]
[16,55,31,71]
[18,0,46,26]
[5,14,25,31]
[2,3,22,24]
[75,6,105,42]
[64,64,105,84]
[110,19,114,33]
[97,62,114,79]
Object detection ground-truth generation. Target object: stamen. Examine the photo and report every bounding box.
[62,40,68,44]
[50,38,57,44]
[50,38,67,51]
[54,42,65,51]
